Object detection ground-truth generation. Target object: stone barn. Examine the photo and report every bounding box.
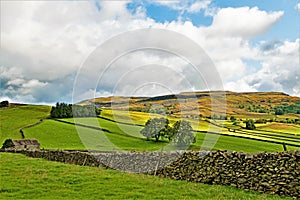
[5,139,40,151]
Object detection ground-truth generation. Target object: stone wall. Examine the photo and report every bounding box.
[157,151,299,199]
[8,150,299,199]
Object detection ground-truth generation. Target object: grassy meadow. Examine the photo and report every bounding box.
[0,153,291,200]
[1,105,298,152]
[0,99,299,199]
[0,105,51,144]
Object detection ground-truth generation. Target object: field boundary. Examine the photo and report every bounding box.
[20,118,45,139]
[97,116,145,127]
[6,149,300,199]
[52,119,111,133]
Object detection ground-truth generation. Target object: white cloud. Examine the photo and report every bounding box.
[187,0,211,13]
[208,7,283,38]
[225,80,257,93]
[0,1,296,104]
[228,39,300,96]
[149,0,211,13]
[150,0,181,10]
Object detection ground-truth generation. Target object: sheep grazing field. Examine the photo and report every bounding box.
[0,92,299,199]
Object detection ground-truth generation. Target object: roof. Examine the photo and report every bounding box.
[12,139,40,146]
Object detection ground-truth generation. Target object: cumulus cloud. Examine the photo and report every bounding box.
[0,1,296,104]
[208,7,283,38]
[227,39,300,96]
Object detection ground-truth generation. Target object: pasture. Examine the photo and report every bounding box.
[1,105,299,152]
[0,153,291,200]
[0,105,51,144]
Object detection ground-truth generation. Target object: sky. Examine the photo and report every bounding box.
[0,0,299,104]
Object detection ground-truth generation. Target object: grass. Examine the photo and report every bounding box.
[0,105,51,144]
[1,105,299,152]
[101,109,216,131]
[258,123,300,135]
[0,153,291,200]
[24,119,166,151]
[192,132,296,152]
[24,117,298,152]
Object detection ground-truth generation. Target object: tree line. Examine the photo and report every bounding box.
[50,102,100,118]
[140,118,195,147]
[0,100,9,108]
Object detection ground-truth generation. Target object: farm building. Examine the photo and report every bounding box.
[2,139,40,151]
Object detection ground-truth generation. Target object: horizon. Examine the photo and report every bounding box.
[1,0,299,104]
[3,90,297,106]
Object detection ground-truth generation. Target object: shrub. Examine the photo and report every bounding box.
[275,108,284,115]
[230,116,236,122]
[245,119,256,130]
[0,100,9,107]
[1,139,14,149]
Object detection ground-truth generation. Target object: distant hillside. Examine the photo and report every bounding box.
[79,91,300,120]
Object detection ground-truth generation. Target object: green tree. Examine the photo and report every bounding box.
[230,116,236,122]
[172,120,195,147]
[50,102,100,118]
[1,139,14,149]
[140,118,168,141]
[0,100,9,107]
[275,108,284,115]
[161,122,174,142]
[245,119,256,130]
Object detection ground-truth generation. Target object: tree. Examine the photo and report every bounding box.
[230,116,236,122]
[275,108,284,115]
[140,118,169,141]
[161,122,174,141]
[172,120,195,147]
[245,119,256,130]
[50,102,100,118]
[1,139,14,149]
[0,100,9,107]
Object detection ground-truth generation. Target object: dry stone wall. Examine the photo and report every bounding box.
[7,150,299,199]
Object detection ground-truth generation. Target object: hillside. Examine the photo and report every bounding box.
[79,91,300,120]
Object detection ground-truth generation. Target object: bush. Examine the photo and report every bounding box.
[245,119,256,130]
[230,116,236,122]
[1,139,14,149]
[275,108,284,115]
[0,100,9,107]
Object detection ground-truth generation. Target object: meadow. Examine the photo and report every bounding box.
[1,105,299,152]
[0,102,299,199]
[0,105,51,144]
[22,117,289,152]
[0,153,291,200]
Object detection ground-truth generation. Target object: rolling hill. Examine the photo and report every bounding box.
[79,91,300,120]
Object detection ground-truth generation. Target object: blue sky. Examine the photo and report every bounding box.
[0,0,299,104]
[127,0,299,40]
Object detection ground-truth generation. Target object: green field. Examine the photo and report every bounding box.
[0,105,298,152]
[0,153,290,200]
[23,117,297,152]
[0,105,51,144]
[101,109,212,131]
[0,104,299,199]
